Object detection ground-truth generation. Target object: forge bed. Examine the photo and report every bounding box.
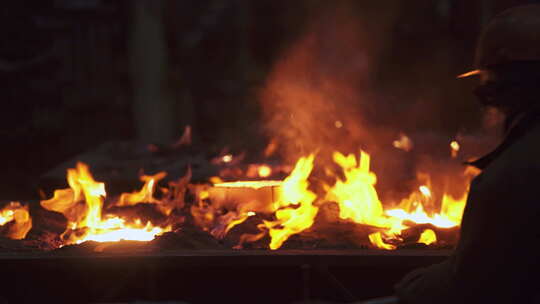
[0,249,450,303]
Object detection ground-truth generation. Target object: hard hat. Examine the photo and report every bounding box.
[458,5,540,79]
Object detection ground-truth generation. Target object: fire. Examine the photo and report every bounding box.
[264,154,318,250]
[218,150,469,250]
[41,162,170,245]
[0,202,32,240]
[118,172,167,206]
[368,232,396,250]
[326,151,393,228]
[419,185,432,198]
[23,137,470,250]
[323,151,466,249]
[418,229,437,245]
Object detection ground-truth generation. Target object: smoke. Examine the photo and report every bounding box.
[258,1,497,202]
[260,2,400,164]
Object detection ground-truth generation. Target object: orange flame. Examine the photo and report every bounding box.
[0,202,32,240]
[264,154,318,250]
[326,151,393,228]
[41,162,170,245]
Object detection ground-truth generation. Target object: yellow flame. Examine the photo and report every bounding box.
[368,232,396,250]
[326,151,393,228]
[222,155,233,163]
[41,162,170,245]
[265,154,318,250]
[418,229,437,245]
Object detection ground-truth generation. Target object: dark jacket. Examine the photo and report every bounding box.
[395,110,540,303]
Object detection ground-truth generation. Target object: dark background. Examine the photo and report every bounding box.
[1,0,538,200]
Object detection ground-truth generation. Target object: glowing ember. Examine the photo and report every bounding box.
[393,133,413,152]
[0,202,32,240]
[334,120,343,128]
[222,154,233,163]
[450,140,460,158]
[258,165,272,178]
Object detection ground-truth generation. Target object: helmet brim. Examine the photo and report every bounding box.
[457,69,482,79]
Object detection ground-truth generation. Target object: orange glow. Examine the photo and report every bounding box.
[334,120,343,128]
[222,155,233,163]
[41,162,170,245]
[0,202,32,240]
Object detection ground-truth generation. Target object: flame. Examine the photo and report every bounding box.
[222,155,233,163]
[264,154,318,250]
[118,172,167,206]
[393,133,413,152]
[419,185,431,198]
[0,202,32,239]
[204,150,469,250]
[418,229,437,245]
[323,151,467,249]
[440,193,467,225]
[368,232,396,250]
[41,162,170,245]
[326,151,394,228]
